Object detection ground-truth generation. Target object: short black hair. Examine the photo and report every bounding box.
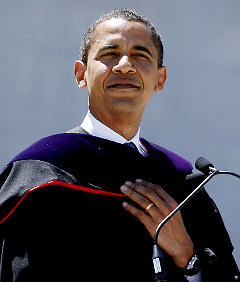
[80,8,164,67]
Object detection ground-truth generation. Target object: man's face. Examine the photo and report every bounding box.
[80,19,166,122]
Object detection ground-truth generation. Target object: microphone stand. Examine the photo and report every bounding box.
[152,165,240,282]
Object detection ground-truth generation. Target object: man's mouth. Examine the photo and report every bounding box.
[108,83,139,89]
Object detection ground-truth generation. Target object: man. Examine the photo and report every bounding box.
[0,8,239,282]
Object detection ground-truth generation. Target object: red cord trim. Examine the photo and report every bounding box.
[0,180,125,224]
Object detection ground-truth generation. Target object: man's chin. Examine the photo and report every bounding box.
[109,97,140,114]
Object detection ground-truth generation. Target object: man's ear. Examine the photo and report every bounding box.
[74,60,87,88]
[155,66,167,94]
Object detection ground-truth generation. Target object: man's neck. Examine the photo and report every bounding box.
[90,110,141,141]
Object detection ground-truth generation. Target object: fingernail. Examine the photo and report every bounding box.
[125,181,132,186]
[123,202,128,208]
[136,179,143,183]
[121,185,129,192]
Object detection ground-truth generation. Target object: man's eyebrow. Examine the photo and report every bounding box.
[98,44,119,53]
[133,45,153,57]
[98,44,153,57]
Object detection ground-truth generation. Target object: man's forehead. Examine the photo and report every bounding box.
[96,18,151,34]
[93,19,155,49]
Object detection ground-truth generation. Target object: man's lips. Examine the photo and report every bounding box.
[106,80,141,89]
[107,83,140,89]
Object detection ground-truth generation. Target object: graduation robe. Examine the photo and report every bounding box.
[0,133,239,281]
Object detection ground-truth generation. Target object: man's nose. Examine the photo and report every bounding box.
[112,55,136,74]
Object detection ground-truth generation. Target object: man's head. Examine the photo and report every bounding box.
[80,8,164,68]
[74,9,166,138]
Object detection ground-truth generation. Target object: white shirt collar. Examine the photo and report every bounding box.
[80,110,146,155]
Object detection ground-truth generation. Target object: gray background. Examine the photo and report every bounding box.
[0,0,239,266]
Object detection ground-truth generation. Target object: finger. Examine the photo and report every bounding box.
[128,181,165,207]
[135,179,169,199]
[131,180,177,214]
[120,184,154,211]
[122,201,152,226]
[121,183,164,219]
[135,179,178,209]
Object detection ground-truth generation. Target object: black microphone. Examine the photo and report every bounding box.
[195,157,215,175]
[152,157,240,282]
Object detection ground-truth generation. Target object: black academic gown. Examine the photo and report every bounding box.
[0,133,239,281]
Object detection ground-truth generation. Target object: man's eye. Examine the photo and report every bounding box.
[101,52,117,57]
[134,53,148,59]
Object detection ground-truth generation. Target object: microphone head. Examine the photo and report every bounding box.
[195,157,215,175]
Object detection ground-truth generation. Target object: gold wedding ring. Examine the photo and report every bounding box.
[145,202,154,212]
